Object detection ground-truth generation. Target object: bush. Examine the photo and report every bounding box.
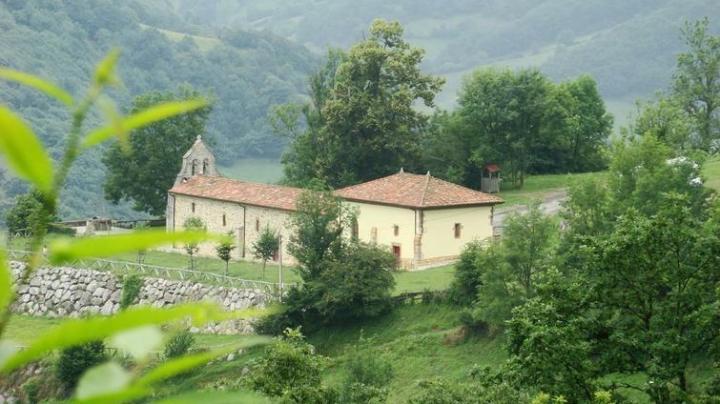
[448,241,486,305]
[458,309,488,336]
[164,330,195,359]
[250,328,324,397]
[280,385,339,404]
[286,242,396,327]
[337,342,393,403]
[22,377,41,403]
[119,274,143,310]
[56,341,107,393]
[253,311,296,336]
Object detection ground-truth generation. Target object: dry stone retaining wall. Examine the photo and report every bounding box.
[9,261,268,334]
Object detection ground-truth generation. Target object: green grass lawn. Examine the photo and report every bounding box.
[497,170,607,206]
[703,156,720,191]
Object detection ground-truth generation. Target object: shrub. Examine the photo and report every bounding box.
[119,274,143,310]
[340,350,393,403]
[164,330,195,359]
[56,341,107,393]
[448,241,486,305]
[280,385,339,404]
[22,377,41,403]
[458,309,488,336]
[253,311,295,336]
[250,328,324,397]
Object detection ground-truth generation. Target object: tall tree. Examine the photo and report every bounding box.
[457,68,550,186]
[102,86,211,216]
[633,94,694,151]
[273,49,346,187]
[279,20,444,187]
[589,197,720,398]
[673,18,720,150]
[544,75,613,172]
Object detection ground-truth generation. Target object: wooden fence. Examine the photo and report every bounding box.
[7,249,291,300]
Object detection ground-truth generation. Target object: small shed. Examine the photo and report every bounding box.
[481,164,501,193]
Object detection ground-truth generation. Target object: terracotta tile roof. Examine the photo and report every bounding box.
[169,176,303,211]
[335,171,503,209]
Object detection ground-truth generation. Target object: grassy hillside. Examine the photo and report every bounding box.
[148,0,720,118]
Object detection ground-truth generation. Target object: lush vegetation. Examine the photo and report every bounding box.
[0,52,266,403]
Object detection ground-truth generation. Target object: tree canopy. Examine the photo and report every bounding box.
[102,87,211,216]
[278,20,444,188]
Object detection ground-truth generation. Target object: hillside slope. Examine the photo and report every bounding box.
[0,1,316,219]
[148,0,719,120]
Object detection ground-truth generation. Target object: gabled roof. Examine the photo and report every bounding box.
[169,176,302,211]
[335,171,503,209]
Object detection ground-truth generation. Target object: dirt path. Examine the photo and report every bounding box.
[492,189,567,235]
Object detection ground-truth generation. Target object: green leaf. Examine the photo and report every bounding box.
[0,68,74,106]
[0,249,12,317]
[108,325,163,360]
[48,229,215,264]
[0,107,55,193]
[82,99,209,148]
[0,303,228,373]
[0,341,19,367]
[75,362,131,400]
[93,48,121,87]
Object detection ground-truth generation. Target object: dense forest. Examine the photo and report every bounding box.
[0,0,316,219]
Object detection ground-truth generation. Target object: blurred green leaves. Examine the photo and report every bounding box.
[0,303,226,373]
[82,99,209,148]
[108,325,163,360]
[76,362,132,400]
[93,48,121,87]
[0,68,74,106]
[0,107,55,194]
[0,250,12,318]
[48,229,219,264]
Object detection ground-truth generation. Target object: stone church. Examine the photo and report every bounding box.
[166,137,503,270]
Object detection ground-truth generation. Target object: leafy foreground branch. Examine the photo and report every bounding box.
[0,53,266,402]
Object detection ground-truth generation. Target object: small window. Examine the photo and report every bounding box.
[222,214,226,226]
[393,225,399,236]
[191,159,198,176]
[191,202,195,213]
[255,218,260,231]
[454,223,461,239]
[202,159,209,174]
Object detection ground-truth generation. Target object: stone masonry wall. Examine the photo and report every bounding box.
[9,261,269,334]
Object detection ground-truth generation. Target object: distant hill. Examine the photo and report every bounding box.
[0,1,317,219]
[147,0,719,124]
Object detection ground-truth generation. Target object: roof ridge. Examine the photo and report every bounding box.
[419,172,431,207]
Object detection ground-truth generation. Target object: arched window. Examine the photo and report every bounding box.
[202,159,209,175]
[191,159,198,176]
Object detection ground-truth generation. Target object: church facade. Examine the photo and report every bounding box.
[166,137,503,270]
